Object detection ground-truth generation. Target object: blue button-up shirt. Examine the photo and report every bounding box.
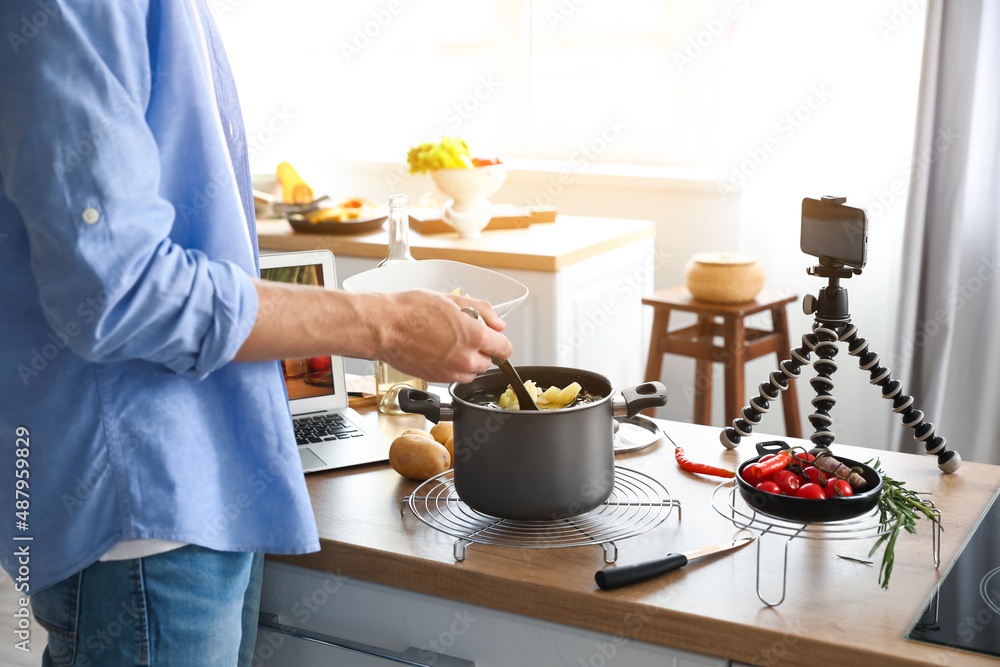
[0,0,319,592]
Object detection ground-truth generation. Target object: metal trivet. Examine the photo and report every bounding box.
[711,479,941,606]
[401,466,679,563]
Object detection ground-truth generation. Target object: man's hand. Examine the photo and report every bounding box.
[372,290,512,383]
[233,281,513,383]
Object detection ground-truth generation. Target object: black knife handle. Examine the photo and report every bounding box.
[595,553,688,590]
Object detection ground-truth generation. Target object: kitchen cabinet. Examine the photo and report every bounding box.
[257,563,725,666]
[256,415,1000,666]
[256,216,655,389]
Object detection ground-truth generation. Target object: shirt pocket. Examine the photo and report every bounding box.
[29,572,81,666]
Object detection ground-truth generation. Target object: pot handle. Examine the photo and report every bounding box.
[397,389,450,423]
[756,440,790,457]
[613,381,668,418]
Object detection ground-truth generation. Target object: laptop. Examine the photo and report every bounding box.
[259,249,392,473]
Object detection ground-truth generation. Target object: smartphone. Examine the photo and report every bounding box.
[800,197,868,269]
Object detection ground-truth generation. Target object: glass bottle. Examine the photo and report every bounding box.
[377,194,415,266]
[375,195,428,414]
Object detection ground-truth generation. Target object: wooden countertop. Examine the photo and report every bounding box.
[256,216,654,272]
[273,416,1000,667]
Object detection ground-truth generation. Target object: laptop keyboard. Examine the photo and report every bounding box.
[293,413,363,446]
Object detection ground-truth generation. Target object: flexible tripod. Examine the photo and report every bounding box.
[719,261,962,473]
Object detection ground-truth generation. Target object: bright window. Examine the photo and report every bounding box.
[214,1,924,173]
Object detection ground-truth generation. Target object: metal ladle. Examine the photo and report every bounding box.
[461,307,539,410]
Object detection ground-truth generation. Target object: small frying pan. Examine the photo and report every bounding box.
[735,441,883,523]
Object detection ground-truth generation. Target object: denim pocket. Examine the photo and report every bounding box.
[30,572,81,666]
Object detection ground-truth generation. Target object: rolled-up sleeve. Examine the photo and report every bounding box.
[0,1,257,378]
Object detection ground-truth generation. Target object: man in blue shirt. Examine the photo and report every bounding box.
[0,2,511,665]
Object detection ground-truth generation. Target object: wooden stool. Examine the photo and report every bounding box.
[642,286,801,437]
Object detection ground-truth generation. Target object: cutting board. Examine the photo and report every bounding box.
[408,205,556,234]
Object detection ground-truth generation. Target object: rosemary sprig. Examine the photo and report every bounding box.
[837,554,874,565]
[866,458,942,589]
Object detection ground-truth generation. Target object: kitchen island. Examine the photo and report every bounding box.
[260,416,1000,666]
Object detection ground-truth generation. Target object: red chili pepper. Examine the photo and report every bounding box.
[748,450,793,483]
[674,446,735,478]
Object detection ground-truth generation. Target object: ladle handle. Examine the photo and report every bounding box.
[460,307,539,410]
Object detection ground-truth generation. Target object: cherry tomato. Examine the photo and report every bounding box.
[795,451,816,463]
[307,356,332,373]
[827,478,854,498]
[795,483,826,499]
[772,470,801,496]
[802,467,828,486]
[756,481,781,495]
[739,464,759,486]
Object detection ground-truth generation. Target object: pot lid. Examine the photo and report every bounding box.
[613,415,662,453]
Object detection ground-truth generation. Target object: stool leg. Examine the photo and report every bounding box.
[693,314,714,426]
[642,307,671,417]
[772,305,802,438]
[722,314,746,426]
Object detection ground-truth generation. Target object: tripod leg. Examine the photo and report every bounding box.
[720,330,815,449]
[807,326,840,449]
[838,324,962,473]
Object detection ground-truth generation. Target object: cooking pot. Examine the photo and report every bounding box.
[398,366,667,521]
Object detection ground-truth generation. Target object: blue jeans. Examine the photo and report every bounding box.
[30,546,264,667]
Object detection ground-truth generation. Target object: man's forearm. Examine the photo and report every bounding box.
[233,279,514,384]
[233,279,386,363]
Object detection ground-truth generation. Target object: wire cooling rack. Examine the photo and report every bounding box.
[711,479,940,606]
[402,466,679,562]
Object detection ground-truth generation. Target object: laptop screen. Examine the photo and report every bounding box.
[260,262,336,402]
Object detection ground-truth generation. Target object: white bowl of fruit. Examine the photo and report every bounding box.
[407,138,506,239]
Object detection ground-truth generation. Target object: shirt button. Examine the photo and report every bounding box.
[82,208,100,224]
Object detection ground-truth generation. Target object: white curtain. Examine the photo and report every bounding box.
[893,0,1000,464]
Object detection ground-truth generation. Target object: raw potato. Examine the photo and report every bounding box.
[430,423,453,445]
[389,434,451,481]
[401,428,435,441]
[443,437,454,466]
[498,381,582,410]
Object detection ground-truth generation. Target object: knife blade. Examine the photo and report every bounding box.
[595,535,756,591]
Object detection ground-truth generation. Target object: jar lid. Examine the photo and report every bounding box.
[690,251,758,266]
